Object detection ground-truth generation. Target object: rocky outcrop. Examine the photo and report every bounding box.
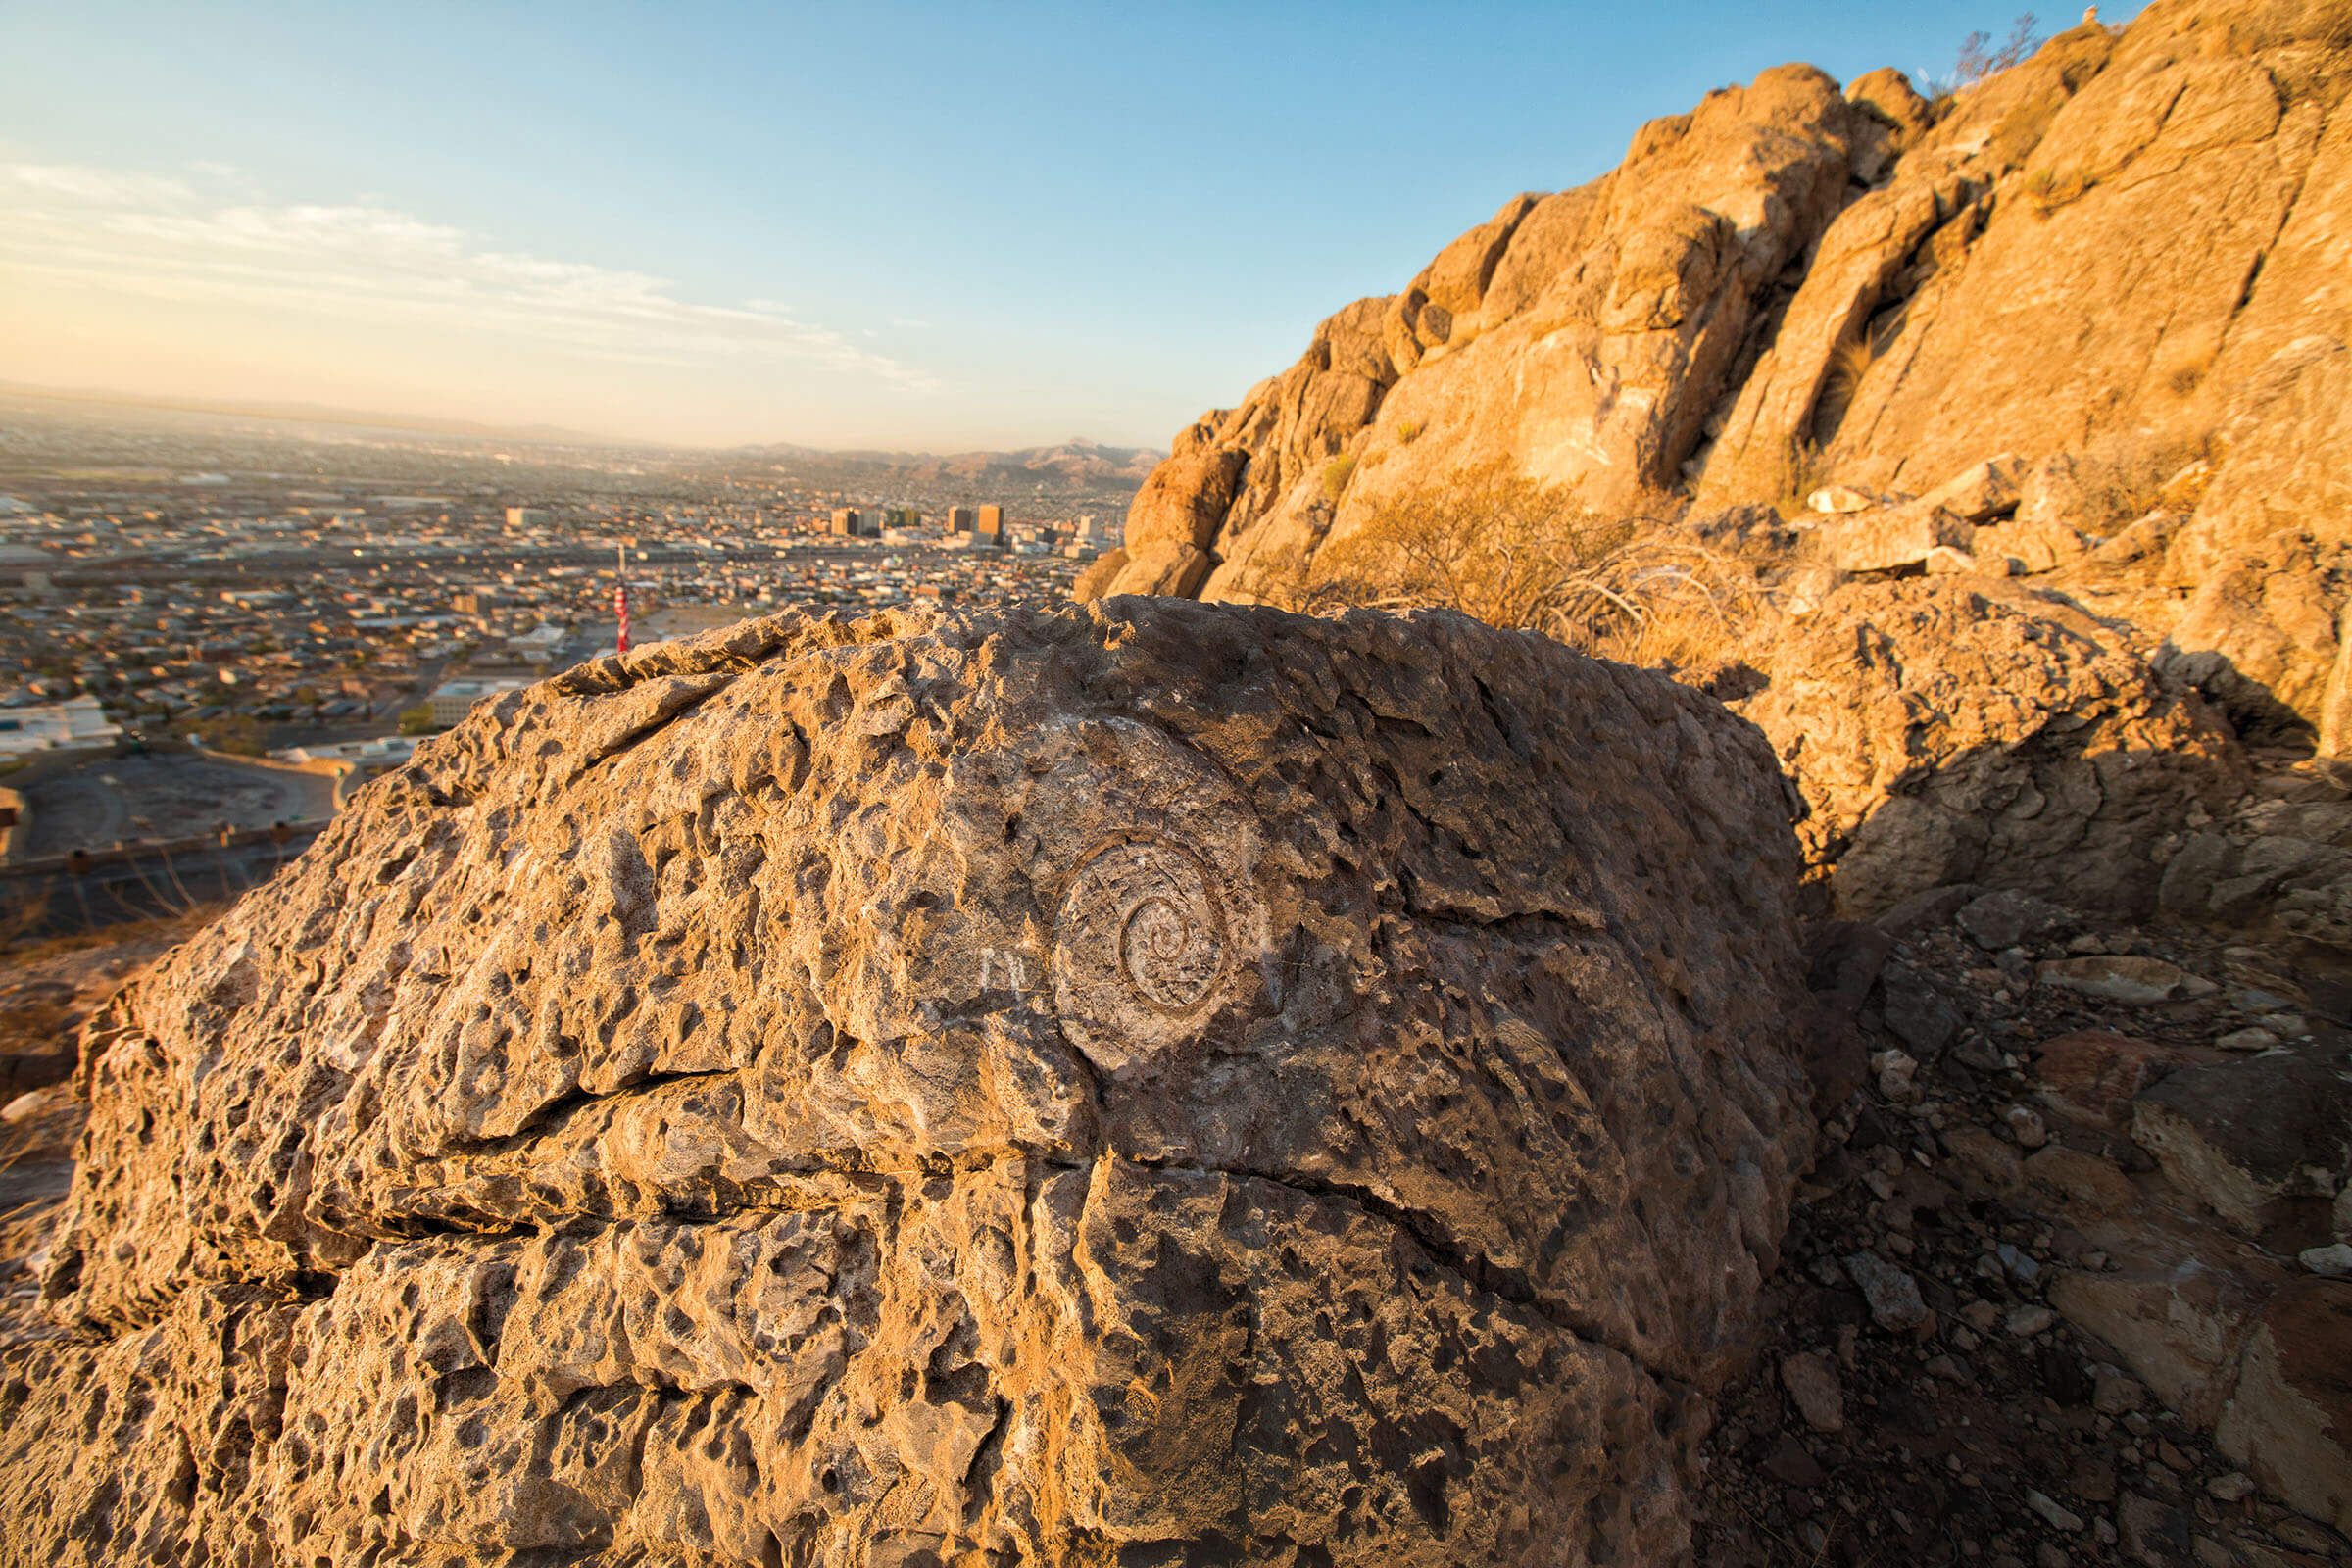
[1085,63,1870,606]
[0,602,1814,1566]
[1095,2,2352,619]
[1733,578,2246,919]
[1077,0,2352,934]
[2160,768,2352,945]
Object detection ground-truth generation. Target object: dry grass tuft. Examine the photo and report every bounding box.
[1769,437,1832,520]
[1319,454,1357,505]
[1810,331,1885,447]
[2023,165,2095,216]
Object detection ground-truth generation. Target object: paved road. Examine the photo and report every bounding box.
[0,828,325,938]
[22,753,337,858]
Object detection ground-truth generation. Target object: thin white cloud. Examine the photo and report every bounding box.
[0,160,938,390]
[6,162,193,207]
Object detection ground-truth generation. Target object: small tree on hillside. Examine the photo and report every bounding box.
[184,713,269,757]
[1957,14,2043,83]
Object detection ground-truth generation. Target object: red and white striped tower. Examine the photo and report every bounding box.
[614,538,633,653]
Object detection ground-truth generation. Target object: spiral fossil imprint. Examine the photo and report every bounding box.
[1052,838,1233,1070]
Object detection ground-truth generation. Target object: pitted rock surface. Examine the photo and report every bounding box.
[0,601,1812,1567]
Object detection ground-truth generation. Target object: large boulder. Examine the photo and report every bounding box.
[1737,579,2245,917]
[2132,1036,2352,1237]
[1118,446,1248,554]
[0,602,1814,1567]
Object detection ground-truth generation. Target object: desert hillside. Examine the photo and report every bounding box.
[4,5,2350,1565]
[1083,0,2352,928]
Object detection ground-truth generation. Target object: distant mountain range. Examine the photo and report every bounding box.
[0,382,613,446]
[0,383,1162,489]
[722,436,1162,493]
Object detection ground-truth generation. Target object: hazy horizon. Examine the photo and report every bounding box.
[0,1,2130,453]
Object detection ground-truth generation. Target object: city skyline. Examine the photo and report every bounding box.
[0,1,2123,451]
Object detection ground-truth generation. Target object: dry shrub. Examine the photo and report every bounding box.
[1301,462,1759,672]
[1957,14,2045,84]
[1554,541,1768,673]
[1309,463,1632,630]
[1767,437,1831,519]
[2069,427,2221,527]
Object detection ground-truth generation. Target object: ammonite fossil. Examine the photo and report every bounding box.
[1052,838,1234,1071]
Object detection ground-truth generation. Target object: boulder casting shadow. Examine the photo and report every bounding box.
[1,600,1816,1568]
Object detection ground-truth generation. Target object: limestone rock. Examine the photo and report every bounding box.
[1121,446,1247,552]
[1879,959,1960,1056]
[1780,1350,1845,1432]
[2157,793,2352,949]
[1972,514,2094,575]
[1956,888,2072,951]
[1735,580,2244,918]
[1126,64,1867,606]
[2132,1038,2352,1237]
[2213,1280,2352,1535]
[1925,544,2003,576]
[2032,1030,2187,1129]
[1090,2,2352,767]
[2160,525,2352,742]
[1808,484,1903,514]
[1843,1250,1932,1333]
[0,602,1814,1567]
[2049,1256,2271,1430]
[1105,537,1213,599]
[1808,500,1973,573]
[1921,455,2025,522]
[2038,955,2220,1004]
[1069,546,1127,602]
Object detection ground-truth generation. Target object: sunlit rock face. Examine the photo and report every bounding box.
[2,600,1812,1567]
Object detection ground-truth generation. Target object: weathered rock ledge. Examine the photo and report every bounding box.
[0,601,1814,1567]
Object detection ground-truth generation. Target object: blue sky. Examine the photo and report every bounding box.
[0,2,2116,450]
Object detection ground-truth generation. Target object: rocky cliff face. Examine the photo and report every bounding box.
[1080,0,2352,931]
[0,603,1813,1566]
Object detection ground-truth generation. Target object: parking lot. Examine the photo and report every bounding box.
[20,751,339,858]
